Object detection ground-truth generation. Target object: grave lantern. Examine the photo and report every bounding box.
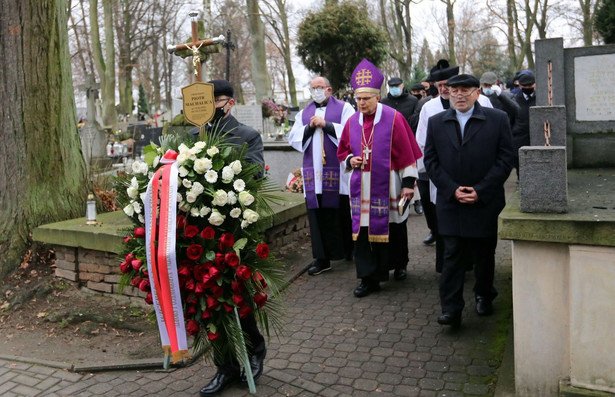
[86,194,97,224]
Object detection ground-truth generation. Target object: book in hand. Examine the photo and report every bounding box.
[398,196,410,216]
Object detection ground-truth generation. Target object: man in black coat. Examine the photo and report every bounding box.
[424,74,513,328]
[380,77,418,130]
[511,72,536,176]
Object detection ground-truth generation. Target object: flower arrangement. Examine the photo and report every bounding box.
[261,99,290,126]
[115,132,285,363]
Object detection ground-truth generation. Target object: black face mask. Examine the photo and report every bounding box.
[427,85,438,97]
[521,88,534,96]
[413,94,422,101]
[211,106,228,123]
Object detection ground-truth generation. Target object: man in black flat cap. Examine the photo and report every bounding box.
[380,77,418,128]
[511,72,536,176]
[423,74,513,328]
[410,83,426,101]
[191,79,265,178]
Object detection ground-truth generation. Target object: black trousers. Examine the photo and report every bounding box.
[354,221,408,282]
[307,194,353,261]
[417,177,444,273]
[214,314,265,375]
[439,235,498,314]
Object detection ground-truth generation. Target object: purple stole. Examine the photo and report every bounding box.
[301,96,345,209]
[348,106,395,242]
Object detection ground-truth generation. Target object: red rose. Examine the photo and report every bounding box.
[254,272,267,289]
[238,305,253,319]
[207,330,219,341]
[144,292,153,305]
[201,227,215,240]
[214,253,224,266]
[209,285,224,298]
[256,244,269,259]
[201,274,212,286]
[184,279,195,291]
[125,253,134,262]
[201,310,211,320]
[194,282,206,296]
[176,215,187,230]
[123,235,132,244]
[222,303,234,313]
[184,225,199,239]
[265,165,270,171]
[225,252,239,267]
[138,279,150,292]
[186,294,198,304]
[236,265,252,280]
[193,264,207,281]
[120,261,130,274]
[134,227,146,238]
[186,320,200,336]
[131,259,143,272]
[254,292,268,308]
[206,296,219,310]
[209,266,221,280]
[178,265,192,280]
[131,276,142,287]
[233,294,245,306]
[232,280,245,293]
[186,304,197,316]
[219,233,235,249]
[186,244,204,260]
[142,269,149,277]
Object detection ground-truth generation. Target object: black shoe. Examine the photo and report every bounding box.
[345,253,354,261]
[200,371,239,396]
[414,201,423,214]
[353,280,380,297]
[475,297,494,316]
[423,233,436,245]
[307,260,331,276]
[437,312,462,328]
[393,268,407,281]
[241,346,266,383]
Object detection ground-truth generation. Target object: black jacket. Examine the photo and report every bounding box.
[380,91,418,131]
[484,91,519,128]
[424,102,513,237]
[511,91,536,149]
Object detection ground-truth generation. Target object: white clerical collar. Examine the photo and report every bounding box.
[358,103,382,126]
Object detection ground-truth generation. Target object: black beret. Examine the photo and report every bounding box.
[446,74,480,88]
[209,79,234,97]
[518,73,535,85]
[411,83,425,91]
[388,77,403,86]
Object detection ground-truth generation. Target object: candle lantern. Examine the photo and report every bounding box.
[86,194,97,225]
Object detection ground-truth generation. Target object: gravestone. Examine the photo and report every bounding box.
[78,75,106,170]
[519,147,567,213]
[232,105,263,133]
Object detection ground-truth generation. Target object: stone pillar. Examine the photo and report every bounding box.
[529,106,567,147]
[535,38,565,107]
[519,147,568,213]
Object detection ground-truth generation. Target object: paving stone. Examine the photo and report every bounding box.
[462,382,491,395]
[353,378,378,391]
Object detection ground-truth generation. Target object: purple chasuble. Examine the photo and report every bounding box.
[301,96,345,209]
[348,106,395,241]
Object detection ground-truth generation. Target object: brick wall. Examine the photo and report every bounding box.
[53,214,310,299]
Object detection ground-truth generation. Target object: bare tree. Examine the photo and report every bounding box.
[246,0,273,101]
[378,0,414,80]
[440,0,457,65]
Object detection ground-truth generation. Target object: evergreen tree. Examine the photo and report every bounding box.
[137,84,150,115]
[595,0,615,44]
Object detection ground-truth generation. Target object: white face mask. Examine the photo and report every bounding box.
[310,88,327,104]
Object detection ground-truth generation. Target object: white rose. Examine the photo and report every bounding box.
[148,171,154,179]
[176,153,189,166]
[205,170,218,183]
[178,202,190,212]
[229,208,242,218]
[132,201,142,214]
[233,179,245,192]
[123,204,135,217]
[207,146,219,157]
[176,193,183,202]
[238,191,255,206]
[192,181,204,195]
[182,179,192,188]
[140,192,147,203]
[212,190,228,206]
[190,207,200,217]
[132,161,148,175]
[179,166,189,177]
[153,155,160,168]
[227,191,237,205]
[243,208,260,224]
[230,160,242,174]
[194,141,206,150]
[208,210,225,226]
[186,191,198,203]
[130,176,138,188]
[178,143,190,153]
[200,206,211,216]
[138,214,145,223]
[188,152,197,161]
[127,186,139,199]
[194,158,212,174]
[221,166,235,182]
[241,220,249,229]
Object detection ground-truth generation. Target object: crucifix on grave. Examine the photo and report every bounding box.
[167,11,225,139]
[78,74,105,172]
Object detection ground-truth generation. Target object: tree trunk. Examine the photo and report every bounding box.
[443,0,457,65]
[117,1,133,116]
[152,43,161,112]
[0,0,90,277]
[246,0,272,101]
[580,0,594,46]
[506,0,519,73]
[278,1,297,106]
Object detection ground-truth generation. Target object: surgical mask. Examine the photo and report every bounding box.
[522,87,535,96]
[310,88,327,104]
[482,88,494,96]
[389,86,402,97]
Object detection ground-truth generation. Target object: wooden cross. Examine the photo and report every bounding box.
[361,146,372,169]
[167,11,225,82]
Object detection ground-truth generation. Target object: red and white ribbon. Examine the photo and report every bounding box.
[144,150,190,363]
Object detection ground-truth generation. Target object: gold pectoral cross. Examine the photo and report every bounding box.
[361,146,371,169]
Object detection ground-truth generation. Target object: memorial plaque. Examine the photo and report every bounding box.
[232,105,263,132]
[182,82,215,127]
[574,53,615,121]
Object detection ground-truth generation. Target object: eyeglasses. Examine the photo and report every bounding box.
[309,87,328,94]
[215,97,231,104]
[449,88,478,98]
[355,95,377,102]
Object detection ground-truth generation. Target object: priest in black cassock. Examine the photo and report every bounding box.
[287,76,355,276]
